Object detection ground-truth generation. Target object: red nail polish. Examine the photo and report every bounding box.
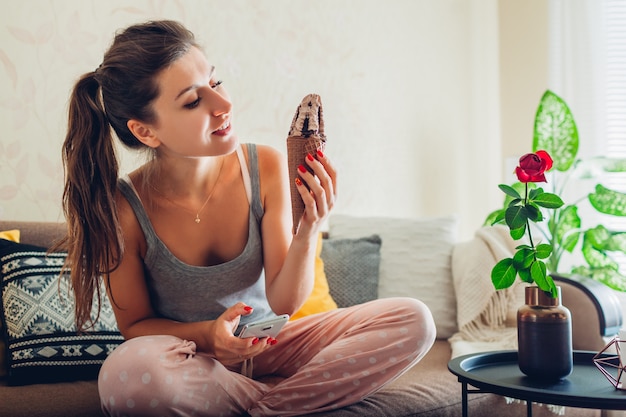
[316,150,325,158]
[244,306,253,312]
[298,165,307,174]
[252,337,259,345]
[295,177,303,186]
[306,153,314,162]
[271,339,278,345]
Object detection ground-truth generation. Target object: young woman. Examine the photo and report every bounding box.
[61,20,436,417]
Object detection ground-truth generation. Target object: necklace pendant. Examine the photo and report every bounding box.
[195,215,201,224]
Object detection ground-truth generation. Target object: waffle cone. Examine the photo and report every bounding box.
[286,94,326,234]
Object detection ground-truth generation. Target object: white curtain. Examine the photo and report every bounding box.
[548,0,626,267]
[549,1,626,189]
[549,0,626,161]
[548,0,606,158]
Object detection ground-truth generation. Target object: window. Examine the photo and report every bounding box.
[549,0,626,269]
[604,0,626,271]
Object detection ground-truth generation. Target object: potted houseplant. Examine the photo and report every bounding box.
[489,148,573,379]
[486,90,626,379]
[486,90,626,294]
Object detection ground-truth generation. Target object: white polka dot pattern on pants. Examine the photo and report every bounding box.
[98,298,435,416]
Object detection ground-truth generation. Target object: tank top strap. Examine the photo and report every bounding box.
[240,143,264,223]
[236,145,252,204]
[117,176,160,247]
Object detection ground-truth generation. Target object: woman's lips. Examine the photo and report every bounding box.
[212,121,231,136]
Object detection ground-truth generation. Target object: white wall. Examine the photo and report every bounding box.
[0,0,509,240]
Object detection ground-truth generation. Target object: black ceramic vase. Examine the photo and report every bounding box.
[517,286,573,380]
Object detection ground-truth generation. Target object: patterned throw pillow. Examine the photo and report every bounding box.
[321,235,382,308]
[0,239,124,385]
[0,230,20,379]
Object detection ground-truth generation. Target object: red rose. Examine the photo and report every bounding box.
[515,150,553,183]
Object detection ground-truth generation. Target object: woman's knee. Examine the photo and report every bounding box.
[99,336,214,415]
[392,297,437,353]
[99,336,193,400]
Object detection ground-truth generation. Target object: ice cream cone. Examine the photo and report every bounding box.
[287,94,327,234]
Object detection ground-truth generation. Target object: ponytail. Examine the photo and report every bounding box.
[60,71,122,331]
[58,20,198,331]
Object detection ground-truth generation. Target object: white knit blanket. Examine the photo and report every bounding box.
[448,225,524,358]
[448,226,565,415]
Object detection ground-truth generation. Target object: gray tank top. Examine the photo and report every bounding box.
[117,143,274,332]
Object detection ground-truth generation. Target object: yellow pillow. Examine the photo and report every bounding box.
[290,233,338,320]
[0,229,20,242]
[0,229,19,378]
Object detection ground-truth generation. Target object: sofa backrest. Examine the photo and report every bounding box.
[0,221,66,248]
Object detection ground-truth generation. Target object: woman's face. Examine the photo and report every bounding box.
[147,46,237,158]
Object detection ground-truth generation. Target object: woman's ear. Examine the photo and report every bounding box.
[127,119,160,148]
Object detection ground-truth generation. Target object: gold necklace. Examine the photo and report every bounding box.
[153,157,225,224]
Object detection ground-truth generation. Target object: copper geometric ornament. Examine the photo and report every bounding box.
[593,337,626,390]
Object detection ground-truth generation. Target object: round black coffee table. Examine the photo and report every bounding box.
[448,350,626,417]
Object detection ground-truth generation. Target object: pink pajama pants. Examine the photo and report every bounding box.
[98,297,436,417]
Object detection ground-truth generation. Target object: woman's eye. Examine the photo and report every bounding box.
[211,80,223,89]
[184,97,201,109]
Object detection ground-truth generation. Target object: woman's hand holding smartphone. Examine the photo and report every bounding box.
[238,314,289,339]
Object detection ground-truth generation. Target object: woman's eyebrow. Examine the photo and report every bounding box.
[175,65,215,100]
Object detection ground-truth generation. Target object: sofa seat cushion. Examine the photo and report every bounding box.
[0,341,600,417]
[311,340,600,417]
[0,379,104,417]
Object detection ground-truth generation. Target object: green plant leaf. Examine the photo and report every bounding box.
[491,258,517,289]
[484,182,535,227]
[591,268,626,292]
[506,183,530,205]
[573,266,626,292]
[498,184,522,199]
[505,205,528,230]
[605,232,626,252]
[532,192,564,209]
[555,205,581,252]
[510,226,526,240]
[535,243,553,259]
[484,209,505,226]
[533,90,579,171]
[529,187,544,200]
[588,184,626,216]
[530,260,556,296]
[602,158,626,173]
[525,203,542,222]
[518,267,533,283]
[513,248,535,269]
[581,232,620,270]
[585,226,626,253]
[585,225,611,249]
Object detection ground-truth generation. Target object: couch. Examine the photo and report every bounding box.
[0,215,623,417]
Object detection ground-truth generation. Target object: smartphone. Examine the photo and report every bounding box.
[238,314,290,339]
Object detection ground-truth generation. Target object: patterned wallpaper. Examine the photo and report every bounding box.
[0,0,501,239]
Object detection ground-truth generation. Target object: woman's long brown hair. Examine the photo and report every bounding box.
[59,20,197,331]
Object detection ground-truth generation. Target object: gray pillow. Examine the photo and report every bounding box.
[320,235,382,307]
